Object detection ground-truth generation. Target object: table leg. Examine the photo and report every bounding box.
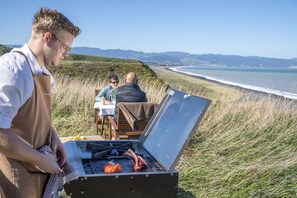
[95,114,99,135]
[101,116,105,137]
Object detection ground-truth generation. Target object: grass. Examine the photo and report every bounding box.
[154,68,297,197]
[51,63,297,197]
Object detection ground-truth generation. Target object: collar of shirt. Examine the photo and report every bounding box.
[11,44,43,75]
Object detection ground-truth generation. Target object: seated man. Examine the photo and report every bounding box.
[95,74,119,101]
[112,72,147,121]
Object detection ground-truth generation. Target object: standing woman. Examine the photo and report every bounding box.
[0,7,80,197]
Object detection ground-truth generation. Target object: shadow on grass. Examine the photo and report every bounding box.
[178,187,196,198]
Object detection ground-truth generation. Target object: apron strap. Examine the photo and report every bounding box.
[12,50,34,75]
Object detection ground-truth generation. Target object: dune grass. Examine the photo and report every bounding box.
[178,95,297,197]
[51,67,297,197]
[154,68,297,197]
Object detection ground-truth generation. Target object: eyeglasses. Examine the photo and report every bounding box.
[110,80,119,84]
[52,34,71,56]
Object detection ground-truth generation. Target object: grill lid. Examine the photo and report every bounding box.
[139,90,211,171]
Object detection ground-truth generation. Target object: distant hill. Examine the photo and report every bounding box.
[50,54,161,84]
[5,45,297,68]
[69,47,297,68]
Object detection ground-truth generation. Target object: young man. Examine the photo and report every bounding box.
[0,7,80,197]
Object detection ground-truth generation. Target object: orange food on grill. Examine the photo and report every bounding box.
[103,161,122,173]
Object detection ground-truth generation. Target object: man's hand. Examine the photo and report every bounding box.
[34,152,62,174]
[51,128,66,167]
[0,128,65,174]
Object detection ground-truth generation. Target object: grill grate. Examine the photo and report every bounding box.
[78,141,166,174]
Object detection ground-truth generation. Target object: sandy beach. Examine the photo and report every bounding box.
[153,66,297,104]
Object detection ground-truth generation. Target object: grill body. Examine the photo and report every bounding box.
[63,140,178,198]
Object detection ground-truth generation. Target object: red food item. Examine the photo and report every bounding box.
[103,161,122,173]
[123,149,147,171]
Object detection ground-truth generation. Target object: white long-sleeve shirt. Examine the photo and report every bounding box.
[0,44,54,128]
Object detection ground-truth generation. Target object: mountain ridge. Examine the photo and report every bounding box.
[4,45,297,68]
[62,47,297,68]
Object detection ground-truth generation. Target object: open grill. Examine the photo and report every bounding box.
[63,90,211,198]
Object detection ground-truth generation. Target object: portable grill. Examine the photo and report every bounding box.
[63,90,211,198]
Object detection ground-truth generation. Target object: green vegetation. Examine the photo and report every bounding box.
[0,44,11,55]
[49,54,161,84]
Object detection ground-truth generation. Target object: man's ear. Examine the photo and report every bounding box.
[43,32,52,45]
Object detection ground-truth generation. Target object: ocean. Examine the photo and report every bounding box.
[169,66,297,100]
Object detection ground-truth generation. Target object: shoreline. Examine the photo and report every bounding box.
[164,66,297,102]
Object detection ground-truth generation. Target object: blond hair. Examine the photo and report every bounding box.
[32,7,80,37]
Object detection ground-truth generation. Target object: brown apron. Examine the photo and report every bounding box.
[0,52,53,198]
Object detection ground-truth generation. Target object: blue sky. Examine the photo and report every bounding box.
[0,0,296,59]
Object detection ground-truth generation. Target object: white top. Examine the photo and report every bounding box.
[0,44,54,128]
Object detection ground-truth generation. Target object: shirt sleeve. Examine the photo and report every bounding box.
[98,88,107,98]
[95,86,110,101]
[95,89,105,101]
[0,53,34,128]
[0,85,21,128]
